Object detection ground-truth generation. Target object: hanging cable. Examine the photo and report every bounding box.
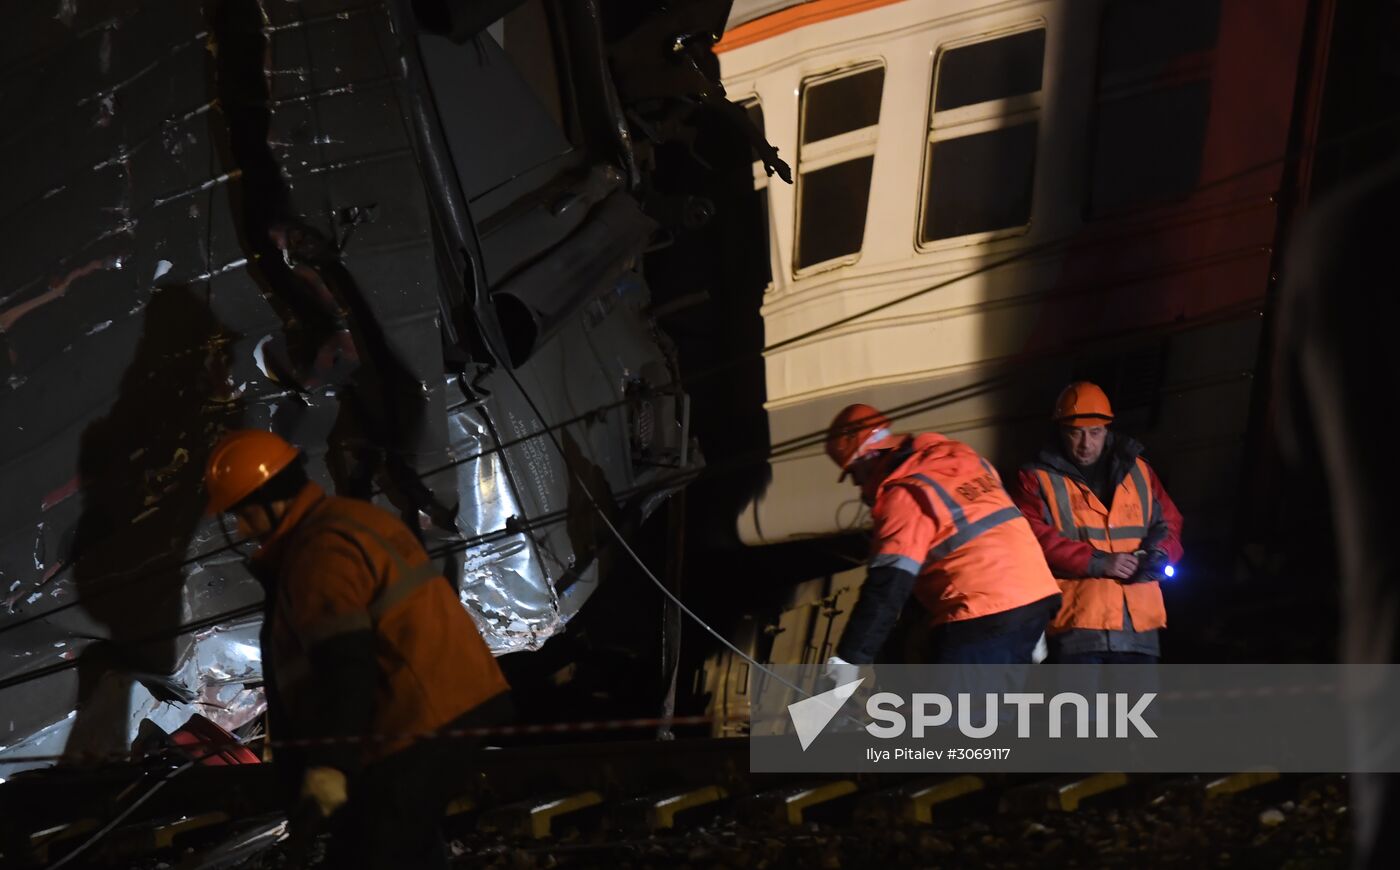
[0,293,1262,699]
[41,733,260,870]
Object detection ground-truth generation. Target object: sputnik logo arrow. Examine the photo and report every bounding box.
[787,678,864,751]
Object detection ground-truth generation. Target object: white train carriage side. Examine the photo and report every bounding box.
[716,0,1322,555]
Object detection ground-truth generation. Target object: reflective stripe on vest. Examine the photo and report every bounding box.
[871,552,923,574]
[1035,459,1155,549]
[902,473,1023,566]
[1041,473,1079,539]
[1128,461,1153,533]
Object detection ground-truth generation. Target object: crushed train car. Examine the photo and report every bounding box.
[0,0,765,780]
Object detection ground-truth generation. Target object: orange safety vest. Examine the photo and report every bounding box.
[259,485,510,761]
[872,435,1060,625]
[1034,457,1166,633]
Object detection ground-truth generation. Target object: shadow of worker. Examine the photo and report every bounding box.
[63,284,241,761]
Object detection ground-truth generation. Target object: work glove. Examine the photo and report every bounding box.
[300,766,349,817]
[1127,550,1170,583]
[823,656,860,689]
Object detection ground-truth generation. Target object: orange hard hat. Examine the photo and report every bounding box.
[205,430,301,515]
[826,403,901,479]
[1053,381,1114,427]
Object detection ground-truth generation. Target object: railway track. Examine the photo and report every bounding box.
[0,735,1350,868]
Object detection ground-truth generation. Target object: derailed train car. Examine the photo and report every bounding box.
[0,0,764,778]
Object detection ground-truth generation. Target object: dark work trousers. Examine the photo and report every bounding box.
[1049,651,1161,708]
[1050,651,1161,722]
[923,594,1061,665]
[899,595,1060,728]
[1049,655,1160,739]
[323,692,515,870]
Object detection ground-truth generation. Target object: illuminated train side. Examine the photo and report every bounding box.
[716,0,1320,554]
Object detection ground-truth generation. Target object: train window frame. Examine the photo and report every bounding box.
[792,60,886,279]
[915,22,1046,253]
[738,95,779,295]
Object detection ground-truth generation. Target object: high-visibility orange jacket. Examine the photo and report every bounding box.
[1013,438,1184,634]
[254,484,509,768]
[866,434,1060,625]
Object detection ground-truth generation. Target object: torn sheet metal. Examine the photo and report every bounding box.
[0,618,264,782]
[445,388,563,653]
[0,0,704,781]
[440,258,698,651]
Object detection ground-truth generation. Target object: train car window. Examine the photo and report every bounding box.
[798,157,877,272]
[801,68,885,144]
[794,63,885,272]
[934,29,1046,112]
[920,26,1045,245]
[1089,0,1220,214]
[924,123,1038,241]
[741,98,774,287]
[743,100,765,140]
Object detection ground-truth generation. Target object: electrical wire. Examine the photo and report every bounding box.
[44,758,198,869]
[9,47,1378,682]
[0,291,1262,698]
[482,332,823,703]
[0,222,1266,644]
[41,734,260,870]
[7,11,1381,854]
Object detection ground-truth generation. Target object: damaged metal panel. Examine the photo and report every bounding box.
[417,24,577,212]
[474,269,693,631]
[446,265,694,652]
[0,616,264,781]
[445,391,561,653]
[491,188,656,366]
[0,0,703,777]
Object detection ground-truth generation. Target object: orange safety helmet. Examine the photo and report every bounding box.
[205,430,302,515]
[825,403,902,480]
[1052,381,1114,427]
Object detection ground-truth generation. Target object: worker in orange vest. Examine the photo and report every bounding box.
[822,404,1061,679]
[205,430,511,869]
[1011,383,1184,664]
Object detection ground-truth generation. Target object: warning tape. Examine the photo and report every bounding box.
[0,714,740,766]
[261,713,726,748]
[0,684,1348,768]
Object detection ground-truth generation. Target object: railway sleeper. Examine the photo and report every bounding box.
[1000,772,1132,813]
[477,790,605,839]
[740,780,860,827]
